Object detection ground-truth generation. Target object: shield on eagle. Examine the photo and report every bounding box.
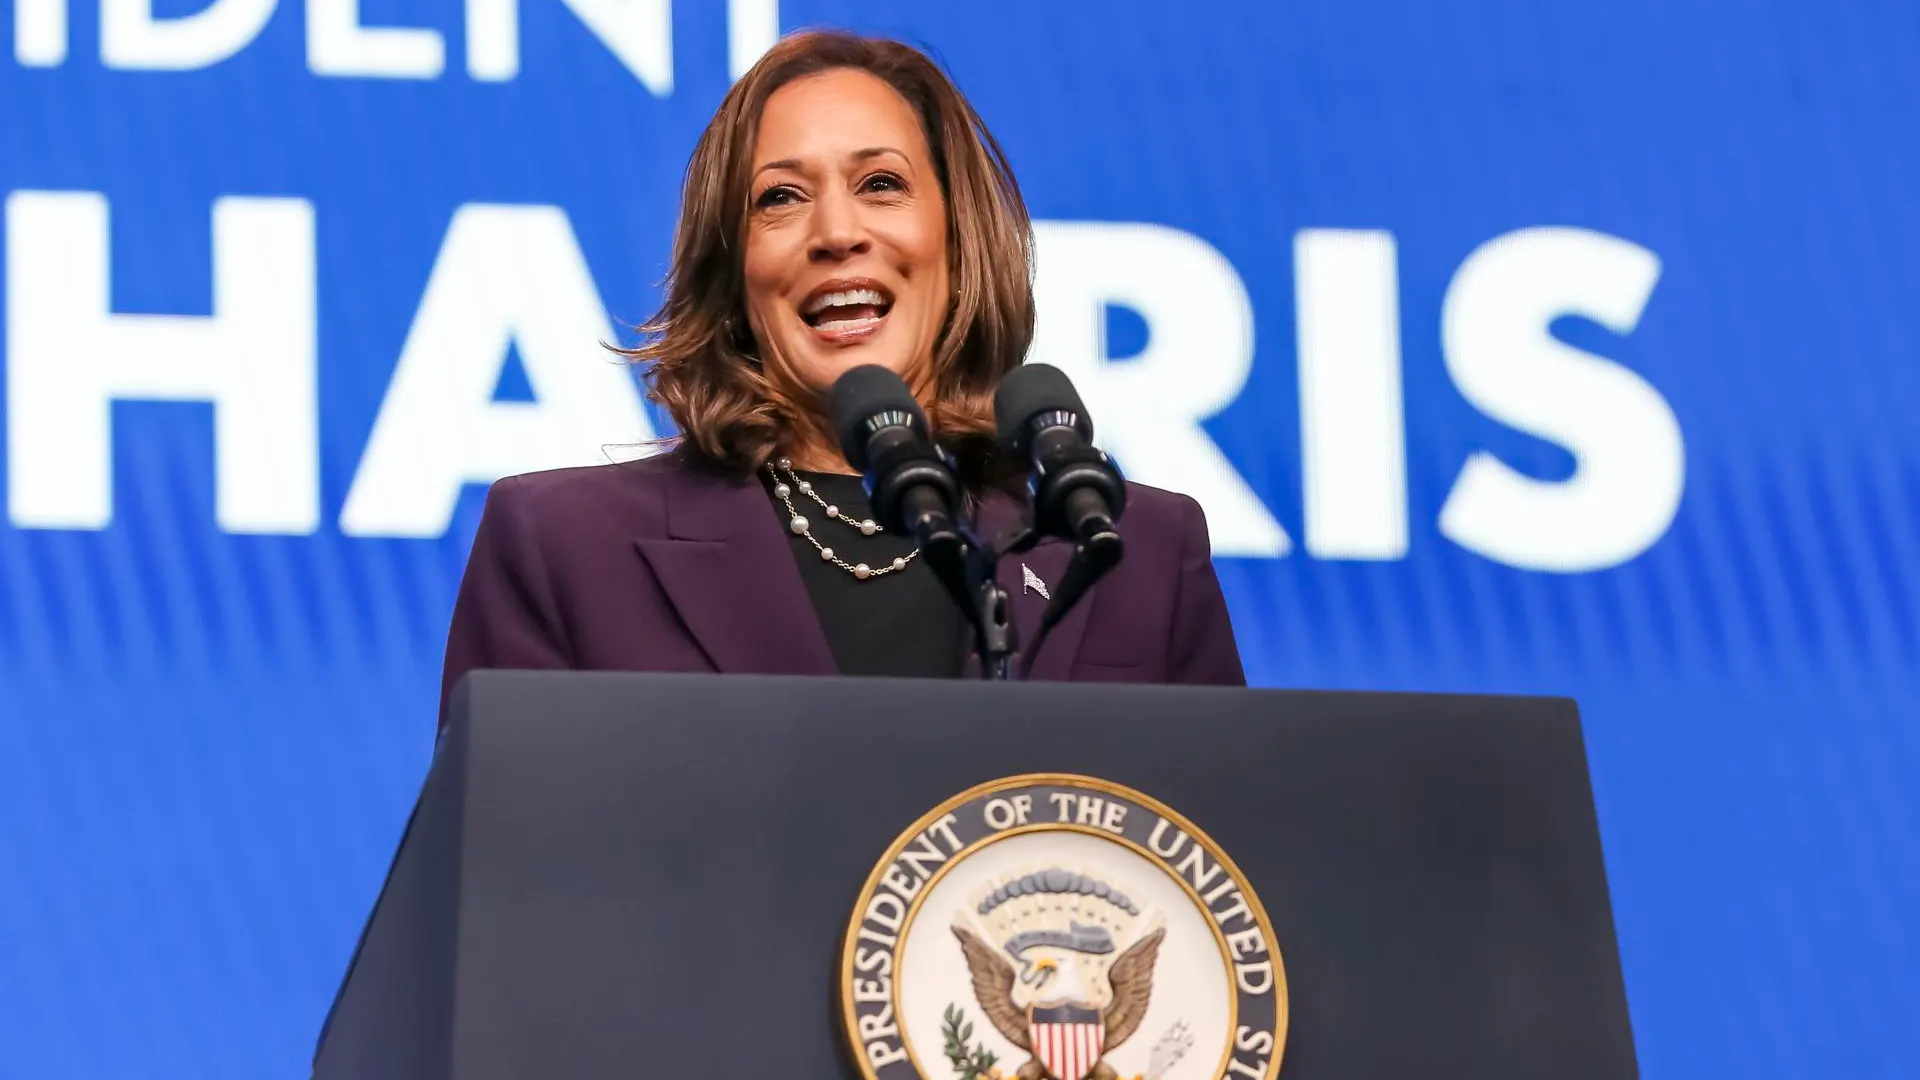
[1030,1004,1105,1080]
[951,867,1167,1080]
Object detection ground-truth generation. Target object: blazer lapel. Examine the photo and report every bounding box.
[632,463,837,676]
[976,496,1094,681]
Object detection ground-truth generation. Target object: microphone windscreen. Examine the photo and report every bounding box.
[828,365,927,471]
[994,363,1091,452]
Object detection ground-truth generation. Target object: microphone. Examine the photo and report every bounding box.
[995,364,1127,677]
[994,363,1127,551]
[831,364,1016,675]
[828,364,969,571]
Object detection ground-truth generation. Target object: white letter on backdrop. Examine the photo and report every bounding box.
[306,0,443,78]
[1438,226,1683,571]
[101,0,275,69]
[727,0,778,79]
[1294,229,1409,560]
[340,204,656,539]
[5,191,319,533]
[15,0,70,65]
[1030,222,1289,558]
[562,0,671,94]
[465,0,515,80]
[466,0,673,87]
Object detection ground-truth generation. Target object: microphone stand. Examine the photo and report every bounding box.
[970,554,1017,681]
[932,517,1122,682]
[909,514,1016,681]
[919,523,1019,681]
[917,494,1122,682]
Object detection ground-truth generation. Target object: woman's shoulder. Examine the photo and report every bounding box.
[490,451,679,503]
[483,458,1208,553]
[1116,480,1208,556]
[1119,479,1202,520]
[479,451,722,536]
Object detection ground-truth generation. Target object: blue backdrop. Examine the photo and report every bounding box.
[2,1,1915,1077]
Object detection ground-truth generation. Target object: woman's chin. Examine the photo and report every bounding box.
[794,338,915,383]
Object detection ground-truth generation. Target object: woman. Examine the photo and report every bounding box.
[439,31,1243,725]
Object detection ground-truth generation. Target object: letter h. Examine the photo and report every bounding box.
[5,191,318,532]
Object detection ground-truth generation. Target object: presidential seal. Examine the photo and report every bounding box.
[839,774,1286,1080]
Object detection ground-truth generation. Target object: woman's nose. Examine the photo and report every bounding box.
[808,188,871,262]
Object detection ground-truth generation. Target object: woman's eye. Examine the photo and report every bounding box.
[861,172,905,194]
[755,185,799,209]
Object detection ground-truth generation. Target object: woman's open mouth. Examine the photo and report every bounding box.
[801,280,895,345]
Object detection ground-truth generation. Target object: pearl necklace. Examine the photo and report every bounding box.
[766,459,918,581]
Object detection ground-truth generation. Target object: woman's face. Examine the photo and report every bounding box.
[742,68,952,401]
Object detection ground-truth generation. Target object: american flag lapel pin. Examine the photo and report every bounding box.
[1022,563,1050,600]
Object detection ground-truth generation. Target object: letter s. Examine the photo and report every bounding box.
[1236,1025,1274,1055]
[854,946,892,975]
[1439,227,1683,572]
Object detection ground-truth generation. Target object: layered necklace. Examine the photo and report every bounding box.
[765,458,919,581]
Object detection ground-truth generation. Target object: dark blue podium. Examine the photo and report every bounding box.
[313,671,1637,1080]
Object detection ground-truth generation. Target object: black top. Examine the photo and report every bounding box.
[761,469,969,679]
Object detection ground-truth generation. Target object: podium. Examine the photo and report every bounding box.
[313,671,1638,1080]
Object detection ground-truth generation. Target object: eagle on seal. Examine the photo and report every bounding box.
[952,868,1166,1080]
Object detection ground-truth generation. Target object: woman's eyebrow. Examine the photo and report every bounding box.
[754,146,907,178]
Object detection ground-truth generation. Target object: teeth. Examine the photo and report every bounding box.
[806,288,889,315]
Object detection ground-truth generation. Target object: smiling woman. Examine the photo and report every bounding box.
[739,70,957,461]
[635,31,1033,484]
[436,30,1244,720]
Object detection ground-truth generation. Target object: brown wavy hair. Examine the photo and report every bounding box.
[623,30,1035,488]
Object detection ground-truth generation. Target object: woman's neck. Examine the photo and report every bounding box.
[774,365,937,476]
[781,434,858,475]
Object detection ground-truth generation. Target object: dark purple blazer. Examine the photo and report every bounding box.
[439,453,1244,725]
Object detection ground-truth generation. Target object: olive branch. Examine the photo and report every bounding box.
[941,1003,1000,1080]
